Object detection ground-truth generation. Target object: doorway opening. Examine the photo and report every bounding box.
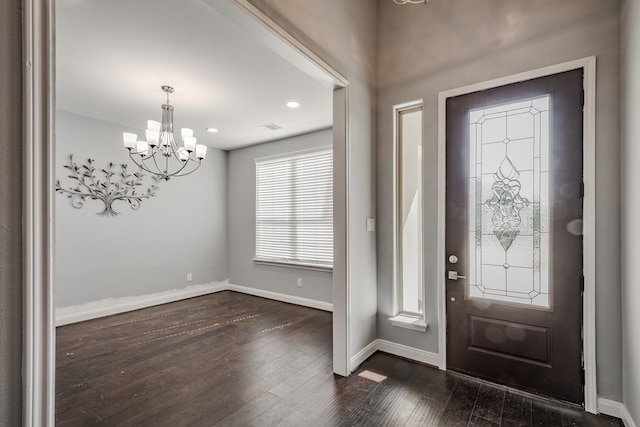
[23,0,351,424]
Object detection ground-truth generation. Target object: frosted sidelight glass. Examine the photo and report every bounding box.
[468,95,550,308]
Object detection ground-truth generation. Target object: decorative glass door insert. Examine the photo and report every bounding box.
[468,95,550,308]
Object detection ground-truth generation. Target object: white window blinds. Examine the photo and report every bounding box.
[255,147,333,269]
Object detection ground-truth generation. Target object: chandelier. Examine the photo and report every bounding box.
[123,85,207,180]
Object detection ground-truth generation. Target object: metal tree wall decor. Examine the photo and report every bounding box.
[55,155,160,216]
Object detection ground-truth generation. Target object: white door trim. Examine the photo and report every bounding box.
[23,0,55,425]
[437,56,597,413]
[22,0,352,424]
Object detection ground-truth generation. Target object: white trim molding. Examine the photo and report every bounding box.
[228,283,333,312]
[389,315,428,332]
[350,339,440,372]
[622,406,638,427]
[392,99,426,324]
[55,281,333,326]
[377,339,440,368]
[23,0,55,425]
[598,398,637,427]
[350,340,378,371]
[437,56,598,412]
[56,281,230,326]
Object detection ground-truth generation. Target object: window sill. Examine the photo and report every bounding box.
[253,259,333,273]
[389,315,428,332]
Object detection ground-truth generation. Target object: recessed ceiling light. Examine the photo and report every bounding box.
[286,101,301,109]
[206,128,218,133]
[259,123,282,131]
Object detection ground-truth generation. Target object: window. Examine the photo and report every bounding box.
[255,147,333,270]
[392,102,426,331]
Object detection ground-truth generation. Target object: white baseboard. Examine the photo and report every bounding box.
[599,398,637,427]
[350,340,378,371]
[56,281,230,326]
[598,398,624,419]
[348,338,441,373]
[622,405,638,427]
[376,339,441,368]
[228,283,333,312]
[56,281,333,326]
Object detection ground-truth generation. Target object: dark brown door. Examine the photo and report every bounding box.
[445,69,584,404]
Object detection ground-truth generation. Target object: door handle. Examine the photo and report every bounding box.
[448,271,467,280]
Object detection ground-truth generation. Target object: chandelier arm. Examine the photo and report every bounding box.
[172,149,181,161]
[161,144,188,178]
[147,150,168,177]
[167,140,194,170]
[167,155,196,178]
[160,156,199,179]
[168,139,181,161]
[164,148,170,176]
[163,137,194,177]
[182,158,203,175]
[128,150,151,173]
[169,159,202,178]
[134,146,196,179]
[130,151,168,180]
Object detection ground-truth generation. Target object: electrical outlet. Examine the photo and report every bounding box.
[297,278,303,287]
[187,273,193,282]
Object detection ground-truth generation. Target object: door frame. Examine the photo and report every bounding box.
[436,57,597,412]
[22,0,351,425]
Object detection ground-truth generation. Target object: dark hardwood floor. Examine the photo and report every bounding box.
[56,291,621,426]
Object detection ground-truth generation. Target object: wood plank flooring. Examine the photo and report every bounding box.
[56,291,622,426]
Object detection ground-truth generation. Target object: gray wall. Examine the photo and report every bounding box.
[55,111,228,308]
[376,0,622,400]
[228,129,333,303]
[0,0,23,423]
[620,0,640,423]
[247,0,379,358]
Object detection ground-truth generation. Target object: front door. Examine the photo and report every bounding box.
[445,69,584,404]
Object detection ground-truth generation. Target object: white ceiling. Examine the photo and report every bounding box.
[55,0,333,151]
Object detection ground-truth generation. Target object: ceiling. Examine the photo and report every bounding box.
[55,0,333,151]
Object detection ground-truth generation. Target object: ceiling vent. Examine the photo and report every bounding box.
[259,123,282,131]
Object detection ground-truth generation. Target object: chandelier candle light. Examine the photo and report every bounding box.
[123,85,207,180]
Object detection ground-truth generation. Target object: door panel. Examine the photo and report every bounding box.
[468,315,551,365]
[445,69,584,404]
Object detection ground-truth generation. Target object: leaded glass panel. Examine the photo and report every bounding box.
[468,95,550,308]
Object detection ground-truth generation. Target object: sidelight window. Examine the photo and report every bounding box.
[392,101,426,330]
